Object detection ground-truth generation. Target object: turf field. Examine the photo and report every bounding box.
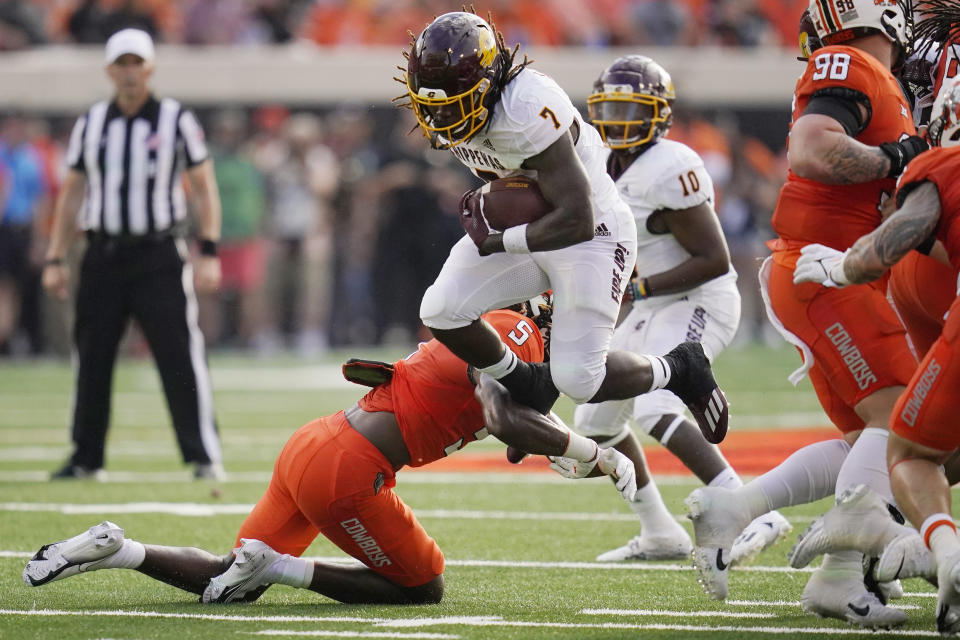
[0,344,947,639]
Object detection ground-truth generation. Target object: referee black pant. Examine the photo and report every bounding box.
[69,234,222,470]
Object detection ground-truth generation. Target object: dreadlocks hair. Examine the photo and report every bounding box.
[913,0,960,59]
[391,6,533,141]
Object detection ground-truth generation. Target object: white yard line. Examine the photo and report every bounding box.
[0,609,939,636]
[246,632,457,639]
[725,600,921,611]
[0,500,817,524]
[580,608,775,618]
[0,549,811,573]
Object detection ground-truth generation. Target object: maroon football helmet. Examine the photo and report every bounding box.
[798,9,823,61]
[587,55,675,153]
[406,12,503,148]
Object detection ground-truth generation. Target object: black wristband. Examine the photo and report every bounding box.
[44,257,64,267]
[879,141,906,178]
[198,239,218,257]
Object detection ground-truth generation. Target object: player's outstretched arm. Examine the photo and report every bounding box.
[844,181,942,281]
[795,181,942,287]
[474,373,571,455]
[474,374,637,497]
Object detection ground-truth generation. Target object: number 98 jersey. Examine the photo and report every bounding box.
[772,45,916,250]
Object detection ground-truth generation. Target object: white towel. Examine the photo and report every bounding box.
[758,256,815,386]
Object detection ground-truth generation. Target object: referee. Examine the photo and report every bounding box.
[43,29,225,481]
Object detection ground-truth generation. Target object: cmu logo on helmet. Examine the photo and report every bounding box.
[477,28,496,68]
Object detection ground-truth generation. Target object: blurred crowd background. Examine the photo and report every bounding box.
[3,0,809,49]
[0,0,802,359]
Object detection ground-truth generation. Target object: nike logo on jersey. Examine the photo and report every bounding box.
[715,548,728,571]
[848,602,871,617]
[901,105,909,118]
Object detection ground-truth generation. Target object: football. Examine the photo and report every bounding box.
[476,176,552,231]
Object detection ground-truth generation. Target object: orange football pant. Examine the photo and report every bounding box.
[235,412,444,587]
[892,295,960,452]
[888,251,956,357]
[768,256,916,433]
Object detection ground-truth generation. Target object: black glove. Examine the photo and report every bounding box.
[458,188,492,255]
[879,135,929,178]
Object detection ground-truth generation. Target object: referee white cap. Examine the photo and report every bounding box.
[105,28,155,64]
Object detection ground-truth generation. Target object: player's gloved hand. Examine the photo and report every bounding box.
[879,135,929,178]
[459,188,492,256]
[596,447,637,501]
[793,243,851,287]
[548,448,637,501]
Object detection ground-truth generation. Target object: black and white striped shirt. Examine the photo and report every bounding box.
[65,95,208,236]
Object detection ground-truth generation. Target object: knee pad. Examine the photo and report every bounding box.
[551,361,603,404]
[420,282,468,330]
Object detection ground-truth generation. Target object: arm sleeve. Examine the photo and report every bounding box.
[177,109,208,167]
[65,115,87,173]
[803,88,871,136]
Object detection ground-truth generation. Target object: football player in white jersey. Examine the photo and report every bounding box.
[572,55,791,563]
[401,11,729,442]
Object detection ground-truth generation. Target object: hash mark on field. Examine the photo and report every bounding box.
[580,609,774,618]
[0,609,940,636]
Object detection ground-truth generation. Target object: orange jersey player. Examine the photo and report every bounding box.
[686,0,924,626]
[21,304,639,606]
[792,76,960,634]
[888,9,960,358]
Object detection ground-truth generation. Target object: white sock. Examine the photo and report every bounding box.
[477,348,518,379]
[835,427,895,504]
[630,480,678,534]
[922,514,960,559]
[708,467,742,490]
[820,550,862,575]
[97,539,146,570]
[269,555,314,589]
[740,439,850,519]
[646,355,671,390]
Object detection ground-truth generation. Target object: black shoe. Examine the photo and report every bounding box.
[499,361,559,415]
[505,445,530,464]
[663,342,729,444]
[50,462,106,481]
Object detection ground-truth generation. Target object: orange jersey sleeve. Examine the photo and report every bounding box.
[896,147,960,272]
[358,309,545,467]
[772,46,916,250]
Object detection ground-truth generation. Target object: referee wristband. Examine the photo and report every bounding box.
[502,224,530,254]
[198,239,219,257]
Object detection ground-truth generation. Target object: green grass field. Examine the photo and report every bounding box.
[0,345,946,638]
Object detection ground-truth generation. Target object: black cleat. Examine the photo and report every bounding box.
[500,361,559,415]
[663,342,729,444]
[505,446,530,464]
[50,462,106,481]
